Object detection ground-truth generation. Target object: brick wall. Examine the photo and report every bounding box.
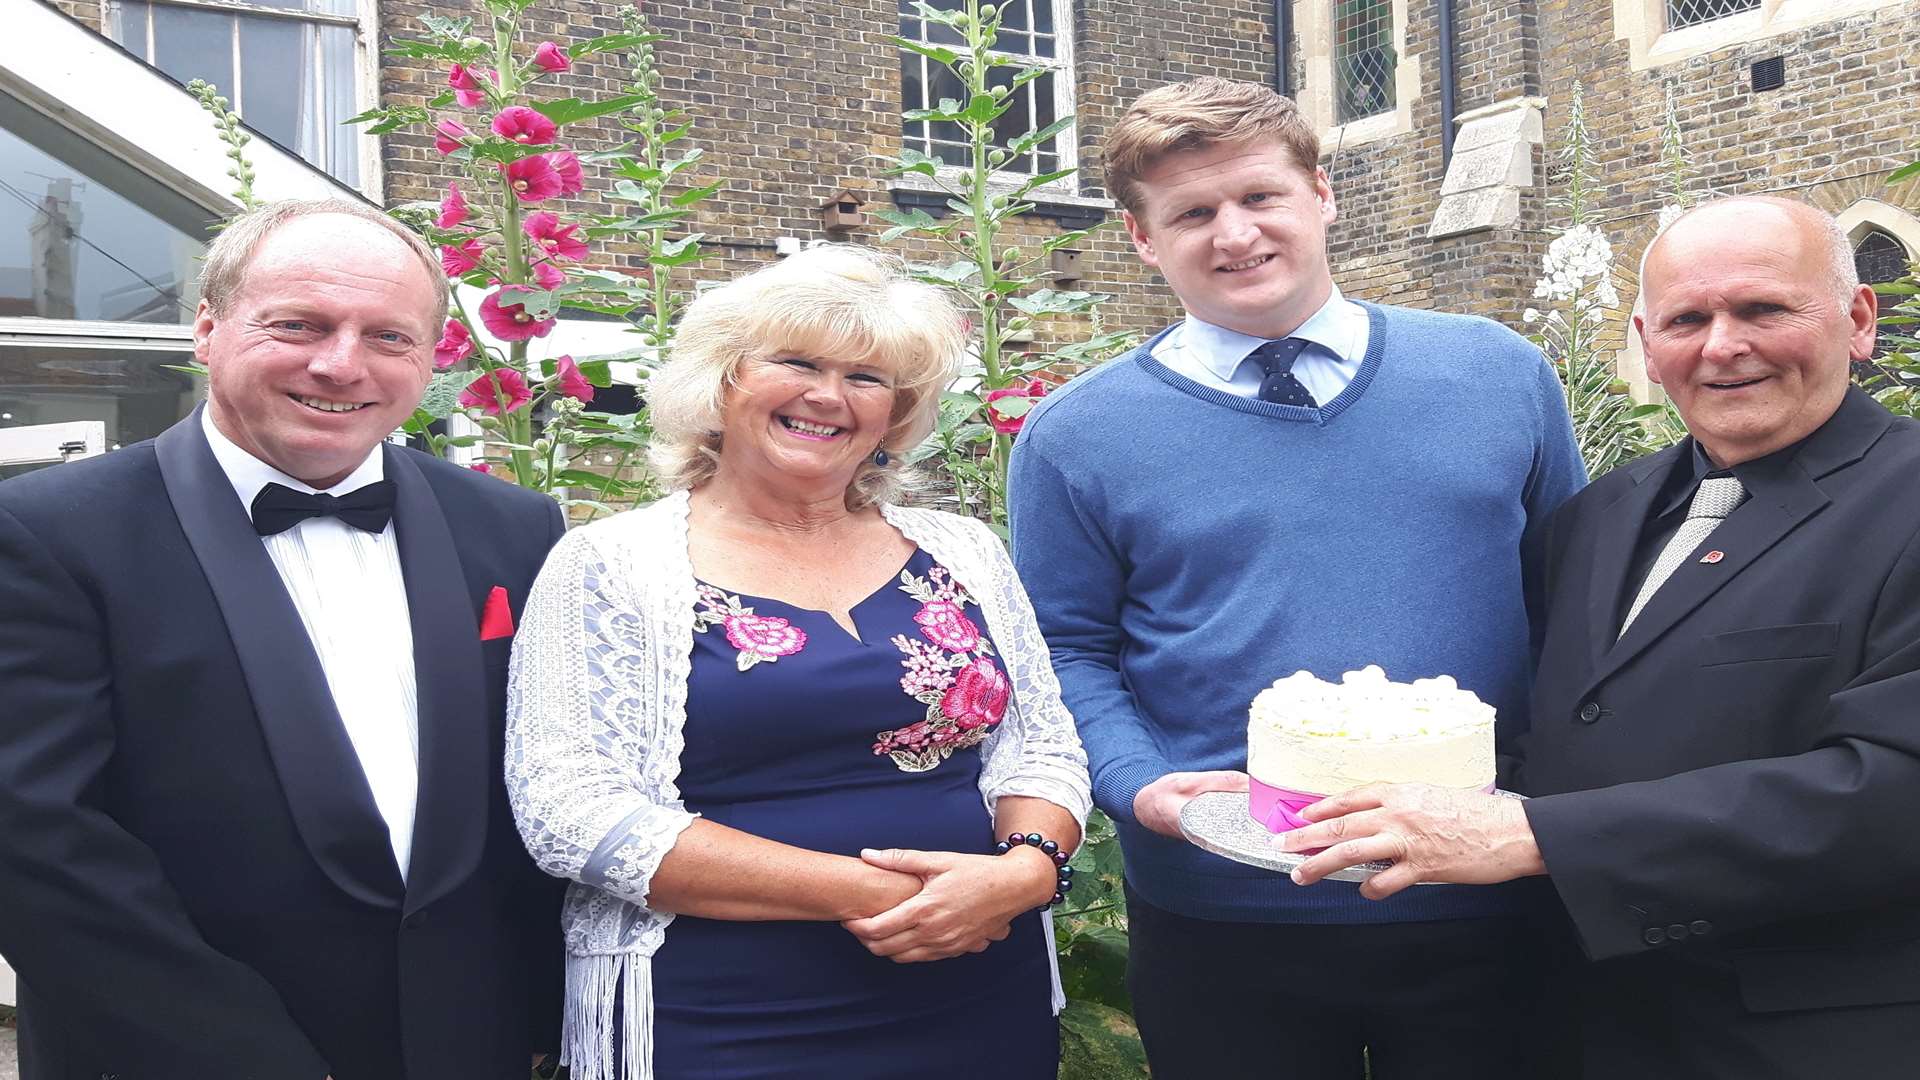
[375,0,1311,354]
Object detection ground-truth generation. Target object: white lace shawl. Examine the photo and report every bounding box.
[505,489,1091,1080]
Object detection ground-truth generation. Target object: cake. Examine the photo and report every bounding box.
[1246,665,1496,832]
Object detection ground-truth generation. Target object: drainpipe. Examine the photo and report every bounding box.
[1438,0,1459,165]
[1274,0,1292,97]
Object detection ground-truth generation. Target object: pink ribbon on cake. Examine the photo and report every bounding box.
[1249,778,1327,834]
[1250,778,1499,838]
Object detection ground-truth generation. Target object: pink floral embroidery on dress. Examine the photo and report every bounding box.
[874,563,1008,773]
[693,584,807,671]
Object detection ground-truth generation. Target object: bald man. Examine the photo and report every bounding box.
[1281,196,1920,1079]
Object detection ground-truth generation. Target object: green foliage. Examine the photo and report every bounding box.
[1863,257,1920,419]
[877,0,1135,526]
[1058,1000,1151,1078]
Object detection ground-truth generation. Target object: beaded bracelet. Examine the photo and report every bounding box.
[995,832,1076,909]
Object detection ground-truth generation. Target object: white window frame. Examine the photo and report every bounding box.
[102,0,382,199]
[895,0,1080,198]
[1294,0,1422,151]
[1614,0,1910,72]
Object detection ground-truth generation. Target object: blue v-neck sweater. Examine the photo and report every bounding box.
[1009,303,1586,923]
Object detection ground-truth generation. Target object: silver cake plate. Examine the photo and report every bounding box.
[1178,788,1525,884]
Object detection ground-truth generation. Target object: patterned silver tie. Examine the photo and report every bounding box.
[1619,475,1746,638]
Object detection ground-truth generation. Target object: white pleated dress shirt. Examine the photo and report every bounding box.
[202,410,420,881]
[1152,287,1371,404]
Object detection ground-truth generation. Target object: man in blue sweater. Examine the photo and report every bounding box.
[1008,77,1585,1078]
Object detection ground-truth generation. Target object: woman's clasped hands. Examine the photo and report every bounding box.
[842,845,1060,962]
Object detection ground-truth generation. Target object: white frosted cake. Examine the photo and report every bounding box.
[1246,665,1496,831]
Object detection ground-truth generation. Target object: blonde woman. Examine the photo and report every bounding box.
[506,245,1090,1080]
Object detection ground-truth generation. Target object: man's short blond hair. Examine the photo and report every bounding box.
[1103,77,1321,215]
[199,199,449,329]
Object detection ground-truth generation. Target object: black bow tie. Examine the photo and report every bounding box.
[250,480,397,537]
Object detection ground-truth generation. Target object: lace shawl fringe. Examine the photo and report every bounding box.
[562,952,654,1080]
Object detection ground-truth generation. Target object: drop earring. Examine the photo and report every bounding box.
[872,447,890,467]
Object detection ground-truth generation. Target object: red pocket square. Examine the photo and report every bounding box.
[480,586,515,641]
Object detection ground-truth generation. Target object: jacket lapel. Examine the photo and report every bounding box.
[1582,449,1678,673]
[384,447,489,917]
[154,412,404,908]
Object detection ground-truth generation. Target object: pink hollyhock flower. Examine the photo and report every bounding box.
[940,658,1010,730]
[532,41,571,72]
[548,151,585,196]
[436,183,469,228]
[491,105,557,145]
[479,288,556,341]
[915,600,981,652]
[433,118,472,155]
[531,259,567,290]
[433,319,474,370]
[985,378,1049,436]
[441,238,485,276]
[554,354,595,404]
[468,462,492,474]
[503,155,563,204]
[448,63,489,108]
[459,368,533,415]
[725,614,806,662]
[523,211,589,261]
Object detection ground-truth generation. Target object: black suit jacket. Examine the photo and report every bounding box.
[1521,389,1920,1078]
[0,412,567,1080]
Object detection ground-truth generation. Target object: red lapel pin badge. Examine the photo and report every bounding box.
[480,586,516,640]
[1699,550,1725,564]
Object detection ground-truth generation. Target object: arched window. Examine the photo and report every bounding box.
[1854,228,1913,368]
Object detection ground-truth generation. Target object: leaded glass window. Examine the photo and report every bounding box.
[1333,0,1396,124]
[1666,0,1761,32]
[898,0,1075,179]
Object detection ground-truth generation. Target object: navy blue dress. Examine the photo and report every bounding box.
[650,548,1057,1079]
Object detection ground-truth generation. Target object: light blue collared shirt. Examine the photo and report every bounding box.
[1150,288,1370,405]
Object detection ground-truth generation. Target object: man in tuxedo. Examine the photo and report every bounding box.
[1286,195,1920,1078]
[0,200,565,1079]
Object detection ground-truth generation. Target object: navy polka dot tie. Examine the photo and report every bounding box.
[1250,338,1316,407]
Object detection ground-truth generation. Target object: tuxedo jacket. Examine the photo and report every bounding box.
[0,412,567,1080]
[1521,389,1920,1078]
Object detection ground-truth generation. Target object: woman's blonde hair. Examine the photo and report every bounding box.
[1104,77,1321,215]
[647,244,966,509]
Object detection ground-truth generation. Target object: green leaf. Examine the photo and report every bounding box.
[986,394,1036,421]
[1056,1000,1148,1078]
[572,31,661,55]
[921,260,981,285]
[575,359,614,386]
[671,180,723,207]
[1009,167,1077,194]
[1873,281,1919,296]
[907,1,968,28]
[530,94,650,127]
[418,371,469,420]
[962,93,1006,126]
[1887,161,1920,183]
[1007,115,1075,158]
[889,36,960,66]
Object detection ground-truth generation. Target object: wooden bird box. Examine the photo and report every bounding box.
[819,188,867,232]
